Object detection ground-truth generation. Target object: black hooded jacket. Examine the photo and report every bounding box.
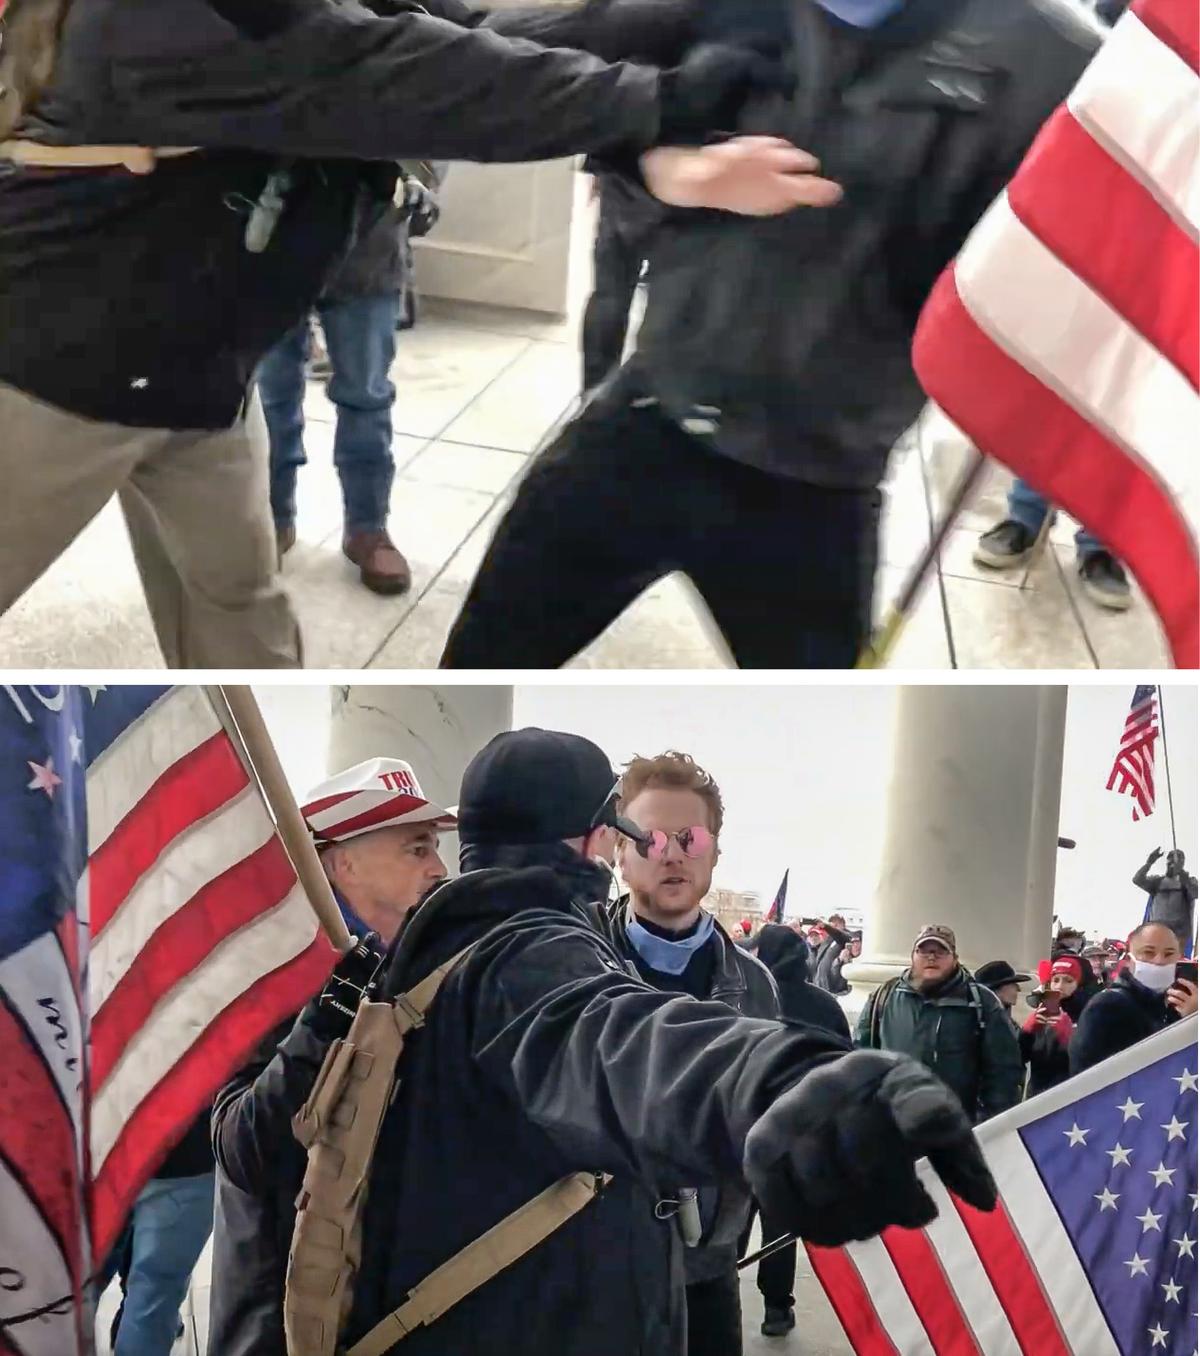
[214,844,848,1355]
[1070,972,1182,1078]
[754,924,851,1040]
[614,0,1102,488]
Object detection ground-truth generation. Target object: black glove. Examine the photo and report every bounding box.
[312,931,386,1037]
[657,43,789,145]
[744,1050,998,1248]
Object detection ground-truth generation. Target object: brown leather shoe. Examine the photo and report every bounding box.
[343,529,412,596]
[276,523,296,565]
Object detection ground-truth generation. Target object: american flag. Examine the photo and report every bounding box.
[765,870,789,924]
[1106,685,1160,821]
[912,0,1199,669]
[808,1015,1198,1355]
[0,685,336,1356]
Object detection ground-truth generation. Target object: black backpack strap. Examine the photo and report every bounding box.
[867,977,902,1049]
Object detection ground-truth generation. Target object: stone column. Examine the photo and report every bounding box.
[845,686,1068,1005]
[327,686,514,873]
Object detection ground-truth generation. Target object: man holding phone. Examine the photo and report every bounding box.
[1071,923,1198,1076]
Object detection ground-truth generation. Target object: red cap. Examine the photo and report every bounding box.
[1050,956,1084,983]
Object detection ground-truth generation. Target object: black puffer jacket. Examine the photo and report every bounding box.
[621,0,1102,488]
[1070,972,1182,1077]
[0,0,668,429]
[593,896,781,1284]
[214,844,847,1356]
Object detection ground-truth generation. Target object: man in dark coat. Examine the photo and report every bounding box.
[214,727,996,1356]
[0,0,805,667]
[856,924,1024,1123]
[258,168,442,594]
[1070,922,1198,1076]
[744,921,849,1335]
[440,0,1104,670]
[591,750,780,1356]
[754,924,850,1040]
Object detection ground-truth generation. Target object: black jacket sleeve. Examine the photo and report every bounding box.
[466,915,846,1189]
[1070,991,1136,1076]
[82,0,664,162]
[211,1005,335,1193]
[422,0,694,65]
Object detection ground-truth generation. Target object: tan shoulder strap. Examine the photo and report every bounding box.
[285,945,476,1356]
[0,140,197,170]
[345,1171,612,1356]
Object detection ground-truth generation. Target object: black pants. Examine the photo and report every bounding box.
[580,182,655,391]
[686,1271,743,1356]
[440,371,881,670]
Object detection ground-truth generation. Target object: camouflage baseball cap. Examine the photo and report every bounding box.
[913,924,957,953]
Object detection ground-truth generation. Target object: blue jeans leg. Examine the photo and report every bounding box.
[113,1173,215,1356]
[318,293,400,535]
[257,319,312,530]
[1006,478,1052,535]
[1010,478,1109,559]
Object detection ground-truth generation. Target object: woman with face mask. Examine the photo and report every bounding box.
[1070,923,1198,1077]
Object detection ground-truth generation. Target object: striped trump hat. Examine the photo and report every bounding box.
[301,758,456,845]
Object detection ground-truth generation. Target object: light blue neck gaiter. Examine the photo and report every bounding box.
[626,911,716,976]
[815,0,907,27]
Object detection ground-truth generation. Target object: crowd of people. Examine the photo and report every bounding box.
[93,734,1195,1356]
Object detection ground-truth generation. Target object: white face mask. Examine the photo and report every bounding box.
[1132,958,1177,993]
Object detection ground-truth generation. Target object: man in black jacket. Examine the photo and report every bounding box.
[214,726,997,1355]
[259,167,443,595]
[1071,922,1198,1076]
[594,750,781,1355]
[0,0,827,668]
[441,0,1104,670]
[745,921,849,1336]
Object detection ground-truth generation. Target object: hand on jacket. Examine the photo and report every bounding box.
[640,137,842,217]
[657,43,789,143]
[743,1050,997,1247]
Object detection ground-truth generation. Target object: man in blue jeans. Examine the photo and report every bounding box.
[974,478,1131,611]
[102,1110,215,1355]
[258,171,439,595]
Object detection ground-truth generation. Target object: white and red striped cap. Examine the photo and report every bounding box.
[301,758,456,846]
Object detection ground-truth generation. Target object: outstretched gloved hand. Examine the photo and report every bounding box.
[744,1050,998,1247]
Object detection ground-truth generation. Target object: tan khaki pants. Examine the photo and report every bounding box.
[0,382,301,668]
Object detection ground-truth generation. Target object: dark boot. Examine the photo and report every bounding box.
[761,1305,796,1338]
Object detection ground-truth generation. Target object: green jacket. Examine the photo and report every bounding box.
[855,967,1023,1123]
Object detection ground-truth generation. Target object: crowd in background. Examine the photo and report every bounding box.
[738,912,1197,1118]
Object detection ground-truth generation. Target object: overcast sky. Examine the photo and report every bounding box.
[257,683,1196,943]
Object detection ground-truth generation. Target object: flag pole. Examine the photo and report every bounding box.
[216,686,354,954]
[1157,685,1178,851]
[856,445,989,669]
